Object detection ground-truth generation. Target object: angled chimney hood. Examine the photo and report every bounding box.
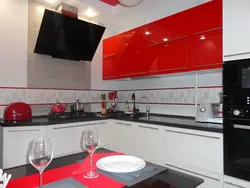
[34,9,105,61]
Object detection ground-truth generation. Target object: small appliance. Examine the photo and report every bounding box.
[71,100,84,112]
[195,103,223,124]
[4,102,32,121]
[50,101,67,114]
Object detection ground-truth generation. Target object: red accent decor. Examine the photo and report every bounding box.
[7,153,125,188]
[61,10,78,18]
[101,0,119,6]
[4,102,32,121]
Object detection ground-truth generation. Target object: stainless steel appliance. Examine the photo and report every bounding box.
[71,100,84,112]
[224,58,250,182]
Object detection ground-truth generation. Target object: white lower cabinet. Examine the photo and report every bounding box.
[3,126,46,169]
[134,123,165,165]
[47,121,109,158]
[164,127,223,175]
[164,163,223,188]
[224,176,250,188]
[110,121,137,155]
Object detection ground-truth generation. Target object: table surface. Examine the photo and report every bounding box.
[5,149,204,188]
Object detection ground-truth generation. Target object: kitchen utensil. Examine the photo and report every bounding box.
[4,102,32,121]
[96,155,146,173]
[83,127,100,179]
[29,136,53,188]
[196,103,223,123]
[71,100,84,112]
[50,101,67,113]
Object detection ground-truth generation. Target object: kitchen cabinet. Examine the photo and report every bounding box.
[91,122,110,149]
[3,126,46,169]
[164,163,223,188]
[103,36,120,58]
[164,127,223,175]
[134,123,165,165]
[223,0,250,60]
[190,28,222,70]
[224,176,250,188]
[190,0,222,34]
[148,9,190,45]
[47,121,109,158]
[110,121,137,155]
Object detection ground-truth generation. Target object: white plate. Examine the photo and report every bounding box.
[96,155,146,173]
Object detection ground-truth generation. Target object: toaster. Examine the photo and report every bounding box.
[4,102,32,121]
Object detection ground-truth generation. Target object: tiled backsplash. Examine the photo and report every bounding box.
[0,86,222,118]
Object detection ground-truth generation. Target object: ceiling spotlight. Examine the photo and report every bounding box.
[36,6,45,13]
[200,36,206,40]
[84,8,98,18]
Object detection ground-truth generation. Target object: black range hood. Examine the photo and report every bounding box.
[34,9,105,61]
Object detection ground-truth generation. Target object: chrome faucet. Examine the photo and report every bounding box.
[140,96,150,117]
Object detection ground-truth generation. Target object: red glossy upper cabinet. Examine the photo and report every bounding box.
[190,28,222,70]
[148,9,191,45]
[190,0,222,34]
[120,26,150,77]
[103,35,120,59]
[158,38,190,74]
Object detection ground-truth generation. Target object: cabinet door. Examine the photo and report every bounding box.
[92,122,110,149]
[165,163,223,188]
[110,121,136,155]
[148,9,190,45]
[103,36,120,58]
[134,124,165,165]
[190,0,222,34]
[190,28,222,70]
[103,57,119,80]
[3,126,46,169]
[164,127,223,174]
[223,0,250,60]
[47,123,88,157]
[158,38,190,74]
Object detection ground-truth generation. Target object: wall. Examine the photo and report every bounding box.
[27,0,91,89]
[0,0,28,87]
[91,0,222,116]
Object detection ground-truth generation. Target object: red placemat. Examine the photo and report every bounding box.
[7,152,126,188]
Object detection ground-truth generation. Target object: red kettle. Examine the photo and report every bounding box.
[50,101,67,113]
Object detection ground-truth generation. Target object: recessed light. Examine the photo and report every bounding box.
[163,38,168,42]
[200,36,206,40]
[36,6,45,13]
[84,8,98,18]
[145,31,151,35]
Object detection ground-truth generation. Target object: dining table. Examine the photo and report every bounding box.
[4,148,204,188]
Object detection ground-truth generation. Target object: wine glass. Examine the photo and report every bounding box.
[29,136,53,187]
[83,127,100,179]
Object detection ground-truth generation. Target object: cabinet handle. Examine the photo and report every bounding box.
[8,129,40,132]
[234,124,250,130]
[138,125,159,130]
[104,54,116,59]
[115,122,132,126]
[224,181,246,188]
[194,27,222,35]
[194,63,222,68]
[121,72,147,76]
[165,129,220,139]
[148,70,159,73]
[54,122,106,130]
[158,67,188,72]
[224,52,250,58]
[165,163,221,182]
[148,36,188,47]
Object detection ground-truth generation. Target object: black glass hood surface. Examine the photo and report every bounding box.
[34,9,105,61]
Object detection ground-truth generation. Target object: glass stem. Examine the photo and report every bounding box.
[39,171,43,188]
[89,153,93,174]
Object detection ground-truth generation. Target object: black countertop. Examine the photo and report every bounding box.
[5,149,203,188]
[0,113,223,133]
